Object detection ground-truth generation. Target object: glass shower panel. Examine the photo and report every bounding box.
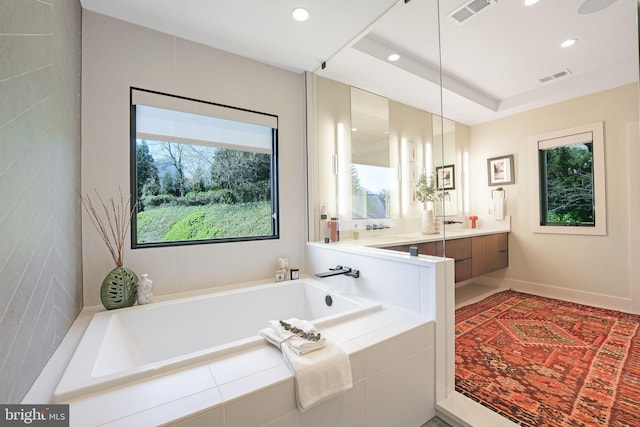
[307,0,445,243]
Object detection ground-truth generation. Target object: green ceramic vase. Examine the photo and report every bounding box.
[101,266,138,310]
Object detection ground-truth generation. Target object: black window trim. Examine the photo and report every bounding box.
[129,87,280,249]
[538,141,595,227]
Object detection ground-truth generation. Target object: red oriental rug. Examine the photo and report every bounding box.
[455,290,640,426]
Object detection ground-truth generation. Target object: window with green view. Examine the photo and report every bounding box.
[539,142,594,226]
[130,88,279,248]
[530,122,606,236]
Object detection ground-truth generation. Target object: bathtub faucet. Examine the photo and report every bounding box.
[315,265,360,279]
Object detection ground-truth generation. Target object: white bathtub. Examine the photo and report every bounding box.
[54,279,380,402]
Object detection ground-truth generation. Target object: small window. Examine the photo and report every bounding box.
[130,88,279,248]
[530,122,605,235]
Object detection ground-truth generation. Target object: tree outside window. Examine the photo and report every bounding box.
[130,88,278,247]
[529,122,606,236]
[540,142,594,226]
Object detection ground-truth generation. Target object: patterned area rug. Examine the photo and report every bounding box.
[455,290,640,426]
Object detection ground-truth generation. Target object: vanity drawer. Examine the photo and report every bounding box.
[455,258,473,282]
[436,238,472,260]
[417,241,437,256]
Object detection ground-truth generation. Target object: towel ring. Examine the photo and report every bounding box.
[491,187,505,199]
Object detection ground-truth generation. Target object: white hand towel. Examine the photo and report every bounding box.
[281,341,353,411]
[259,327,283,349]
[264,318,326,355]
[492,190,505,220]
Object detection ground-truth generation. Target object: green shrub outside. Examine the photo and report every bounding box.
[136,202,272,243]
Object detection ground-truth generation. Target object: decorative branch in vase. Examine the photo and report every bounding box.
[415,173,439,205]
[80,188,138,310]
[415,173,440,235]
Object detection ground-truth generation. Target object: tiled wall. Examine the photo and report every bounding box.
[81,11,306,305]
[0,0,82,402]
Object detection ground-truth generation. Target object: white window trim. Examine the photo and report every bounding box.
[529,121,606,236]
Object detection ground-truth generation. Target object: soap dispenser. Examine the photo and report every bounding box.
[137,274,153,305]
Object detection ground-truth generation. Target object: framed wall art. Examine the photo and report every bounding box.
[487,154,515,186]
[436,164,455,190]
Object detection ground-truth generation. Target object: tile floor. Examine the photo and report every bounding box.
[422,416,453,427]
[419,282,498,427]
[455,282,501,308]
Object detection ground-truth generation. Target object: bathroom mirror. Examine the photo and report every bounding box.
[350,87,391,220]
[432,115,458,216]
[308,75,447,239]
[306,0,445,242]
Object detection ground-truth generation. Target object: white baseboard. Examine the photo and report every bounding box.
[472,276,634,313]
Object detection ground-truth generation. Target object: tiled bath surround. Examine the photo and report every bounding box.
[69,309,435,426]
[0,0,83,402]
[28,245,450,426]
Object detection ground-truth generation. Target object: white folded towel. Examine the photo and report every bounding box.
[281,340,353,411]
[492,190,505,220]
[260,318,326,355]
[259,318,353,411]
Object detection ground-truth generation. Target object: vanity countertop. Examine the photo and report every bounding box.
[335,217,511,248]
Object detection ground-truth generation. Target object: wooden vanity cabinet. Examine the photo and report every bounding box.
[438,239,472,282]
[471,233,509,277]
[382,232,508,282]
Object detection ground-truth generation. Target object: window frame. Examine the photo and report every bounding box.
[529,121,606,235]
[129,87,280,249]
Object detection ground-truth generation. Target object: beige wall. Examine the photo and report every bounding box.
[82,11,306,306]
[469,83,639,302]
[0,0,82,402]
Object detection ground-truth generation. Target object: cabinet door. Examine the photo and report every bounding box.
[437,238,472,283]
[472,233,509,276]
[455,258,473,282]
[436,238,471,259]
[418,241,437,256]
[471,236,488,277]
[486,233,509,272]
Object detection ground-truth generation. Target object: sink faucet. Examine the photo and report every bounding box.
[315,265,360,278]
[366,223,389,230]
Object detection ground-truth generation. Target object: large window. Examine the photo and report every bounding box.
[530,122,605,235]
[130,88,279,248]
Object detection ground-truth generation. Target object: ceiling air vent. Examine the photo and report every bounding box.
[448,0,497,25]
[538,69,572,83]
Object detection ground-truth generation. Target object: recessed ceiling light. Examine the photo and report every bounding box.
[524,0,539,5]
[291,8,309,22]
[388,53,400,62]
[561,38,577,48]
